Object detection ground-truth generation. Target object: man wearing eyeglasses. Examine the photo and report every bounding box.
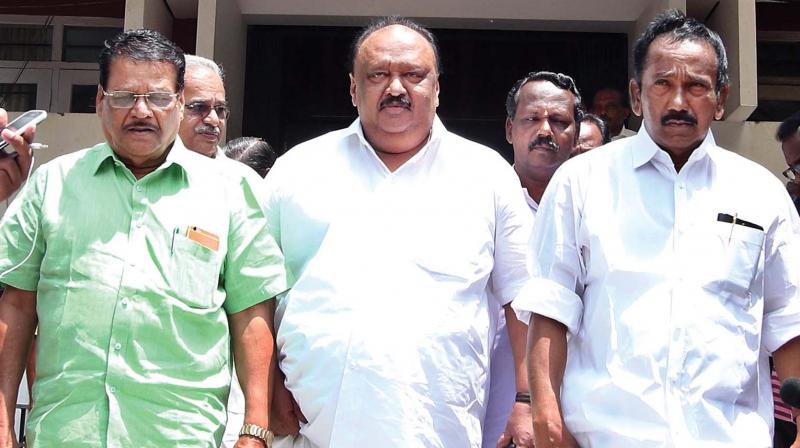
[779,111,800,214]
[0,29,285,448]
[179,55,230,159]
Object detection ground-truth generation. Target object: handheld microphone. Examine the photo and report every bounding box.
[779,377,800,409]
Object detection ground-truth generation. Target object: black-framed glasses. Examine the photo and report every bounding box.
[783,163,800,181]
[103,90,178,109]
[185,101,230,120]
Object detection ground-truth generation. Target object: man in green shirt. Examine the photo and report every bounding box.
[0,29,285,448]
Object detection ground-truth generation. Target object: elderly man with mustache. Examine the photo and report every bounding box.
[515,10,800,447]
[179,54,229,158]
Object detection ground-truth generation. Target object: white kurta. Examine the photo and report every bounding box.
[266,117,533,447]
[482,188,538,448]
[514,128,800,446]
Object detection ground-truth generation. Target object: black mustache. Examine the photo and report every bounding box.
[380,96,411,109]
[528,135,560,152]
[661,112,697,126]
[124,121,157,131]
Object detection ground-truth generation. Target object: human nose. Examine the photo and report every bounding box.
[386,75,406,96]
[537,118,553,136]
[203,107,221,124]
[667,86,688,111]
[130,95,152,117]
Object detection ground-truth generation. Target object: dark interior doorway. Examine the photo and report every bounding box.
[243,25,628,162]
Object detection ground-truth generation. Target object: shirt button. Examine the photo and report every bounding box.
[109,386,116,393]
[135,185,143,192]
[114,343,122,351]
[136,221,143,228]
[121,298,129,308]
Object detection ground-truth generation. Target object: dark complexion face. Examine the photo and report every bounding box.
[630,36,728,165]
[507,80,576,191]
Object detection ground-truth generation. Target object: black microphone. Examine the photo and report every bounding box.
[780,377,800,408]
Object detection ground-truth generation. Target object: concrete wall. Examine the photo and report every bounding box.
[712,120,785,178]
[706,0,758,121]
[124,0,173,36]
[197,0,247,142]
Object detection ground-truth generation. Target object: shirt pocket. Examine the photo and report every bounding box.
[170,233,221,309]
[696,221,765,305]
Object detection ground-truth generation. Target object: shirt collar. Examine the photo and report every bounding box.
[631,124,718,170]
[522,187,539,213]
[91,136,194,176]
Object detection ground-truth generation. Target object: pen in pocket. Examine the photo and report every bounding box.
[171,226,179,254]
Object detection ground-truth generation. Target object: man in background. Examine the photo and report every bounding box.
[571,113,610,157]
[179,54,229,158]
[590,86,636,140]
[486,70,581,448]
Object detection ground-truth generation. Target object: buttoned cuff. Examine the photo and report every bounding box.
[511,277,583,334]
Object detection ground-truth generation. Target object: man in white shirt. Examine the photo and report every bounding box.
[177,54,269,447]
[485,71,582,448]
[516,9,800,447]
[266,16,534,448]
[590,87,636,141]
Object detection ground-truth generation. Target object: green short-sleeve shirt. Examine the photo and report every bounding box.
[0,139,286,447]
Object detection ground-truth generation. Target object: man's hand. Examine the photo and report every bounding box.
[531,402,578,448]
[0,428,19,448]
[234,435,266,447]
[270,368,306,437]
[496,402,534,447]
[0,108,35,202]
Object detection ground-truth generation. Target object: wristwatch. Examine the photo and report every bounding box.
[239,423,274,447]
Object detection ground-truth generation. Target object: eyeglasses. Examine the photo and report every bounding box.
[185,101,230,120]
[783,163,800,181]
[103,90,178,109]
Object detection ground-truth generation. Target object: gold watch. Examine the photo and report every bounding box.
[239,423,274,447]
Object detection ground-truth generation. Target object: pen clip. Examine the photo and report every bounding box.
[171,226,179,254]
[728,212,737,243]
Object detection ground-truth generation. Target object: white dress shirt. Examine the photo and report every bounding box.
[513,127,800,446]
[482,188,538,447]
[266,117,532,447]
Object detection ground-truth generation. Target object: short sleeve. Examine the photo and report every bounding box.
[761,191,800,353]
[0,167,46,291]
[490,163,534,305]
[222,169,287,314]
[512,165,585,334]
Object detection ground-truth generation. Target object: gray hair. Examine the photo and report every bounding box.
[185,54,225,82]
